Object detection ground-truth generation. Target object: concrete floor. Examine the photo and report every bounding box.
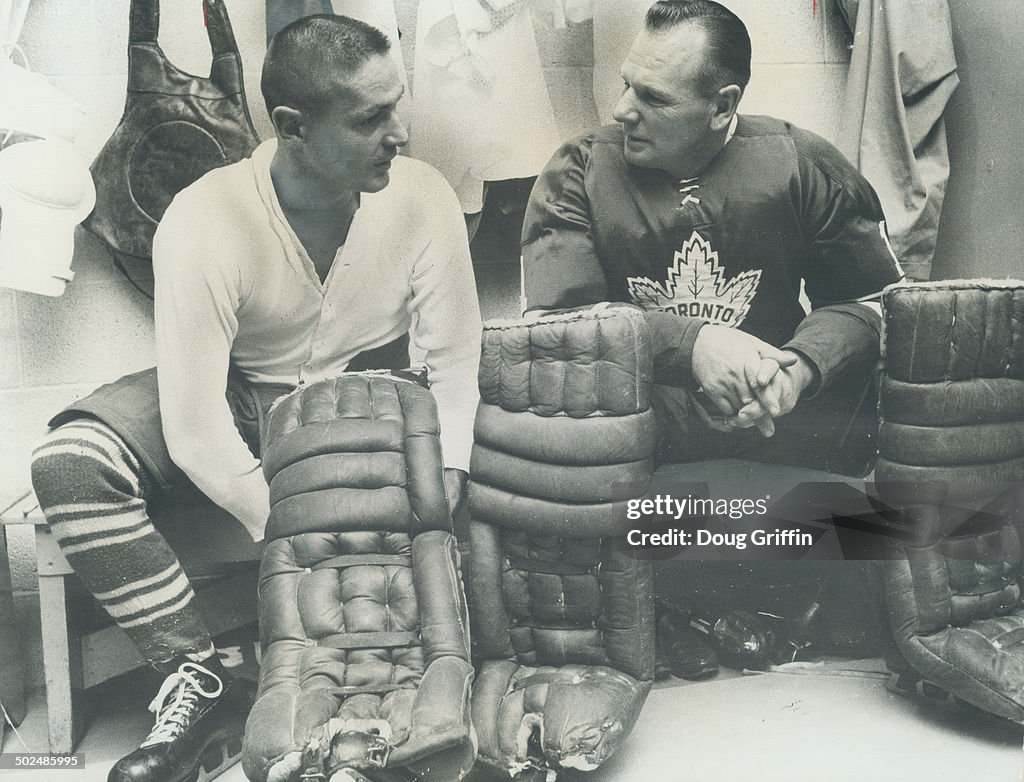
[2,657,1022,782]
[588,661,1024,782]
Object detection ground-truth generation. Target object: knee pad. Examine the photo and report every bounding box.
[467,306,656,778]
[875,281,1024,720]
[242,374,475,782]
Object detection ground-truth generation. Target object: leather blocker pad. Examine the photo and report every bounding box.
[242,374,475,782]
[468,306,656,779]
[876,281,1024,722]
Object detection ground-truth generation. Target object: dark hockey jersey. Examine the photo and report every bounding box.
[522,115,904,353]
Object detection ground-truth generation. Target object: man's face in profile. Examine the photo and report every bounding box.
[612,23,718,179]
[301,53,408,194]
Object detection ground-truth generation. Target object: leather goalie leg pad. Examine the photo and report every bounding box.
[242,374,475,782]
[468,306,657,778]
[876,281,1024,721]
[883,544,1024,721]
[470,661,649,777]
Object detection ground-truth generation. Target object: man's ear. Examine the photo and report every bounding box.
[710,85,742,132]
[271,106,306,143]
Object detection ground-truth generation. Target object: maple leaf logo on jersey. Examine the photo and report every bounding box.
[626,231,762,328]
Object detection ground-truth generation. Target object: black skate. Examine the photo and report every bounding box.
[108,661,251,782]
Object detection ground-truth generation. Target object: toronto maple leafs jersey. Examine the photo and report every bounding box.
[521,115,903,353]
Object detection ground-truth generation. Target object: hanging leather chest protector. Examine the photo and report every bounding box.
[83,0,260,261]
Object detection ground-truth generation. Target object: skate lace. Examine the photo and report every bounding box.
[140,662,224,748]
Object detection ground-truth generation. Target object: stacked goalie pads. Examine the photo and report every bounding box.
[467,306,657,779]
[876,280,1024,720]
[242,374,475,782]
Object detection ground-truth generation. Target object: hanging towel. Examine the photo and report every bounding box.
[1,0,29,49]
[0,0,85,143]
[591,0,647,125]
[838,0,959,281]
[409,0,560,213]
[530,0,594,30]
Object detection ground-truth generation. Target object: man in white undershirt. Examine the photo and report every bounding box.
[31,15,481,782]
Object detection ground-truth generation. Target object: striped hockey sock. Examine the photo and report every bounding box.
[30,418,213,665]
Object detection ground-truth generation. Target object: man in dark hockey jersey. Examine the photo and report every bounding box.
[522,0,904,476]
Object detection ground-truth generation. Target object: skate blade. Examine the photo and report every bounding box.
[194,735,244,782]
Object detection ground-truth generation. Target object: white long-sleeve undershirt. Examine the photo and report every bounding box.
[152,140,482,540]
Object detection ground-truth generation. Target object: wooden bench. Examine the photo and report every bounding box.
[0,509,26,750]
[0,489,262,754]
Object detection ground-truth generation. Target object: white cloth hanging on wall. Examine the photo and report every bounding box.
[837,0,959,282]
[591,0,647,125]
[0,139,95,296]
[0,1,92,299]
[409,0,561,213]
[0,0,85,142]
[1,0,30,46]
[528,0,593,30]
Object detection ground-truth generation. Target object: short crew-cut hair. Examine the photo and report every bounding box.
[645,0,751,96]
[262,14,391,118]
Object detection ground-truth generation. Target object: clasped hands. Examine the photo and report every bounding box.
[690,324,818,438]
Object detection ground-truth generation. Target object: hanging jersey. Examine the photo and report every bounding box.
[522,115,903,348]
